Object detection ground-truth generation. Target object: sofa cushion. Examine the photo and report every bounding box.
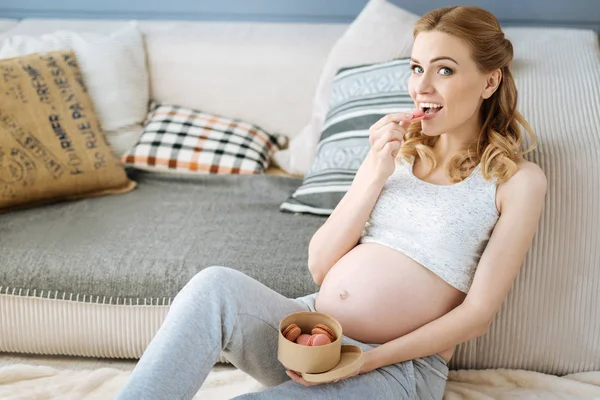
[0,171,325,302]
[0,22,149,156]
[280,58,413,215]
[123,103,287,175]
[0,50,135,212]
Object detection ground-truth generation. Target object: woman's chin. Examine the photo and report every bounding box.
[420,125,443,136]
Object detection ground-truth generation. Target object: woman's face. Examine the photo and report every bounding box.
[408,31,497,138]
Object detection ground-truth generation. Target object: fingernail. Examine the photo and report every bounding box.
[405,113,413,119]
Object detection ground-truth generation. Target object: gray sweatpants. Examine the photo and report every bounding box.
[115,266,448,400]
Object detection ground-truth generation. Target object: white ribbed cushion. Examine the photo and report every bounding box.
[0,292,166,359]
[0,293,230,364]
[0,22,149,156]
[451,27,600,374]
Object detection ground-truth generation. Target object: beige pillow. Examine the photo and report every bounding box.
[0,50,135,212]
[273,0,419,175]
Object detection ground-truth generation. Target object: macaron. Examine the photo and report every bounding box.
[410,109,425,119]
[296,334,312,346]
[311,324,335,342]
[282,323,302,342]
[306,333,332,347]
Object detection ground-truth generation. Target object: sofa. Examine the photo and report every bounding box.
[0,0,599,391]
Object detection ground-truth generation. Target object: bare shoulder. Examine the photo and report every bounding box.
[510,159,547,189]
[497,159,547,212]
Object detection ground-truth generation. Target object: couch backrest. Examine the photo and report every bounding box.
[2,19,347,139]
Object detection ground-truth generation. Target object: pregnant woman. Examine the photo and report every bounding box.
[117,5,547,400]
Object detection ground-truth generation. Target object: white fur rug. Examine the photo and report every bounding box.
[1,363,600,400]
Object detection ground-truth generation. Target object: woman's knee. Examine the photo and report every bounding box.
[184,266,247,295]
[195,265,233,280]
[171,266,241,307]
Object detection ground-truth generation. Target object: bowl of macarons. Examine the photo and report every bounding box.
[277,311,363,383]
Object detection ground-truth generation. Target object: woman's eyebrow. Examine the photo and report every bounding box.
[410,57,459,65]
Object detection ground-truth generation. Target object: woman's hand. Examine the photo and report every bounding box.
[285,349,379,387]
[365,110,424,183]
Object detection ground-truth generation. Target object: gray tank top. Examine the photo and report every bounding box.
[359,157,500,293]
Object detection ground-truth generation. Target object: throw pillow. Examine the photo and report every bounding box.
[280,58,413,215]
[122,104,288,175]
[273,0,419,176]
[0,50,136,212]
[0,22,149,156]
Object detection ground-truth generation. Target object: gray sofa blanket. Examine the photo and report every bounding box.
[0,171,326,304]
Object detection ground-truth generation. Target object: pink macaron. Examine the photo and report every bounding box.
[306,333,332,347]
[296,334,312,346]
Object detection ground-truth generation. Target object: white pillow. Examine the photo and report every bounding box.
[273,0,419,175]
[0,22,149,156]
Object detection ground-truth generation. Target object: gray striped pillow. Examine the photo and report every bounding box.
[280,58,414,215]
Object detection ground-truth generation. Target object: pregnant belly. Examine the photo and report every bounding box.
[314,243,466,361]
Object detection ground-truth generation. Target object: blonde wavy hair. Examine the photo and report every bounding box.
[398,6,537,184]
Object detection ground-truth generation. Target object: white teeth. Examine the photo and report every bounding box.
[420,103,443,109]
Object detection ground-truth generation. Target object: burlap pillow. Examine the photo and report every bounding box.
[0,50,135,211]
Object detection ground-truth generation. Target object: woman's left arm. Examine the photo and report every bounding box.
[363,163,548,372]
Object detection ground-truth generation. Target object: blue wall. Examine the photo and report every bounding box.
[0,0,598,30]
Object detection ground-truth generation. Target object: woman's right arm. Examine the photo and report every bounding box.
[307,111,424,285]
[307,154,386,285]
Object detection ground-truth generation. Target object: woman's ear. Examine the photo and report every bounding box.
[482,69,502,99]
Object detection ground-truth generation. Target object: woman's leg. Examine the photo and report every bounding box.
[115,266,311,400]
[413,354,449,400]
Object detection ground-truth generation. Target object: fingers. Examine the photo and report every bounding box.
[286,370,301,379]
[286,370,317,387]
[372,126,405,152]
[397,119,416,131]
[384,140,402,159]
[369,110,423,149]
[370,110,424,131]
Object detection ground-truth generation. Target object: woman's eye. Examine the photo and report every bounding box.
[411,65,424,74]
[439,67,453,76]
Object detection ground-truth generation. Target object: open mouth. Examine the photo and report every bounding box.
[420,103,444,117]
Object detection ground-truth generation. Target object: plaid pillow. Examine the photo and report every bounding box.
[123,103,287,175]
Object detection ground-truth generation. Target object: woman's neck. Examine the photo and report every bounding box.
[432,115,481,166]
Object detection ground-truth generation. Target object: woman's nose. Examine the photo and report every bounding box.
[415,74,435,95]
